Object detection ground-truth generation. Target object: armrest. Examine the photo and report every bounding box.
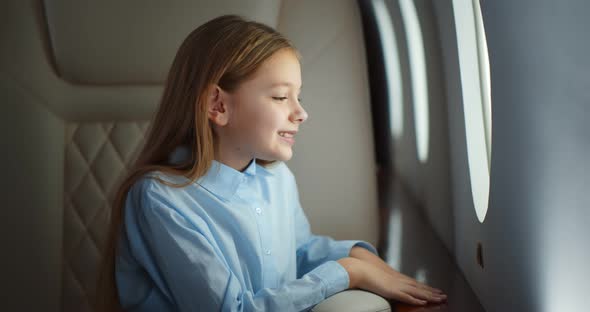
[312,290,391,312]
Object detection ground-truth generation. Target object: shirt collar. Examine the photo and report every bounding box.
[168,145,274,201]
[197,159,256,200]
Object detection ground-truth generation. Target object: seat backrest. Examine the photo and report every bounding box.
[0,1,378,311]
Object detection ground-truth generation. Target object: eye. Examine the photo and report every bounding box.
[272,97,288,101]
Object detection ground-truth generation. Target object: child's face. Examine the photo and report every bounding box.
[224,48,308,163]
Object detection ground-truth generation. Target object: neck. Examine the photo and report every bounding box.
[213,139,253,172]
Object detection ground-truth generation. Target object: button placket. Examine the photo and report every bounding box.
[255,205,269,255]
[256,205,272,258]
[258,206,274,286]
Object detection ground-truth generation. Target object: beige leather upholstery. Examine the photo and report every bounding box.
[43,0,282,84]
[62,122,149,311]
[0,0,379,311]
[312,290,391,312]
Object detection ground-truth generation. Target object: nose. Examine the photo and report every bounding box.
[291,100,308,124]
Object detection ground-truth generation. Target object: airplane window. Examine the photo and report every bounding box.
[373,0,404,139]
[399,0,430,163]
[453,0,492,223]
[473,0,492,165]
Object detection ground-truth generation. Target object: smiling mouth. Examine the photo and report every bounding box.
[278,131,296,138]
[278,131,296,144]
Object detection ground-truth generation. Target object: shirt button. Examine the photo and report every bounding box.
[255,207,262,214]
[265,249,271,255]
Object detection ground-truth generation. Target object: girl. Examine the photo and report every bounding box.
[97,14,447,312]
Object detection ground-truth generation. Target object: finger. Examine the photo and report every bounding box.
[389,271,446,298]
[415,282,445,295]
[395,292,427,306]
[403,285,447,303]
[399,277,445,295]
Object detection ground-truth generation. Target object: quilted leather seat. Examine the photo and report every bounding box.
[0,1,382,311]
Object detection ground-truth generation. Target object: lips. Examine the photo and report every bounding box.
[278,130,297,144]
[278,130,297,138]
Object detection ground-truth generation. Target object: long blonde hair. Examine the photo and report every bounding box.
[95,14,299,311]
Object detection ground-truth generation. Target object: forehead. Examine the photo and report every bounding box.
[248,49,302,89]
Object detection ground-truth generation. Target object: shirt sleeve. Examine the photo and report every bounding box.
[128,181,350,312]
[290,173,379,278]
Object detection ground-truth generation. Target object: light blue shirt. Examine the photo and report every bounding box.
[116,150,378,311]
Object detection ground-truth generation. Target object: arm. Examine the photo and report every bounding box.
[294,203,379,278]
[283,166,445,306]
[289,169,378,277]
[349,246,403,278]
[125,183,350,312]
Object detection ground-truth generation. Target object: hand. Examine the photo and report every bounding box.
[358,259,446,305]
[337,257,446,306]
[348,246,446,302]
[386,269,445,299]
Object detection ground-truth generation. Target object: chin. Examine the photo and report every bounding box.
[279,148,294,161]
[278,154,292,161]
[268,153,291,162]
[267,150,292,162]
[258,144,293,162]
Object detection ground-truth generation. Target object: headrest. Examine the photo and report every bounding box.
[42,0,282,84]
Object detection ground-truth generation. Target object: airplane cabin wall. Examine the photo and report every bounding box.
[388,0,455,255]
[432,0,590,311]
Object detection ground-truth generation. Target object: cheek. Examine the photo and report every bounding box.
[264,112,286,135]
[234,100,285,141]
[235,111,275,141]
[256,115,281,139]
[252,106,284,129]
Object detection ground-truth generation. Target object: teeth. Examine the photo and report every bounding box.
[279,132,294,138]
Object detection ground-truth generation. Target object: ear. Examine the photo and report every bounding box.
[206,84,229,126]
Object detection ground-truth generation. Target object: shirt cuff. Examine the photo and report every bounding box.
[351,241,379,256]
[329,240,379,260]
[307,260,350,298]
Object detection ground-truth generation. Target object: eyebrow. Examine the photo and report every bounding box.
[269,82,302,89]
